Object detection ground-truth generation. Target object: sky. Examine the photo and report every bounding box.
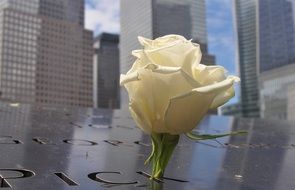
[85,0,239,103]
[85,0,120,35]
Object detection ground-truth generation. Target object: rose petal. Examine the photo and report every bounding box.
[194,76,239,94]
[123,70,157,133]
[132,50,142,58]
[122,65,201,133]
[164,76,240,134]
[193,64,228,85]
[120,72,139,85]
[131,36,202,80]
[144,67,201,133]
[164,90,215,134]
[210,87,235,109]
[129,101,153,134]
[126,54,151,75]
[209,76,240,108]
[144,41,200,69]
[142,35,187,50]
[138,36,153,47]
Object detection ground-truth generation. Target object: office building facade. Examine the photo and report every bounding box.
[287,83,295,120]
[258,0,295,73]
[258,0,295,120]
[221,103,242,117]
[233,0,295,119]
[93,33,120,109]
[120,0,215,107]
[260,64,295,120]
[0,0,93,107]
[233,0,260,117]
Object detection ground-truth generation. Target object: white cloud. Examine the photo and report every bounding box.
[85,0,120,35]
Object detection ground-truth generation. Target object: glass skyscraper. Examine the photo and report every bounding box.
[93,33,120,109]
[258,0,295,120]
[0,0,93,107]
[120,0,215,107]
[233,0,260,117]
[152,0,207,45]
[258,0,295,73]
[233,0,295,119]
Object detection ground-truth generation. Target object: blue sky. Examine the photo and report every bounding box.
[85,0,239,103]
[206,0,236,75]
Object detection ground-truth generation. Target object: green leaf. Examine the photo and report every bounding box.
[185,130,247,141]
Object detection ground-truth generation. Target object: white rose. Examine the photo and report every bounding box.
[120,35,240,135]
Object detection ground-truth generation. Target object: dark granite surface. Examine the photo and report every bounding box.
[0,102,295,190]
